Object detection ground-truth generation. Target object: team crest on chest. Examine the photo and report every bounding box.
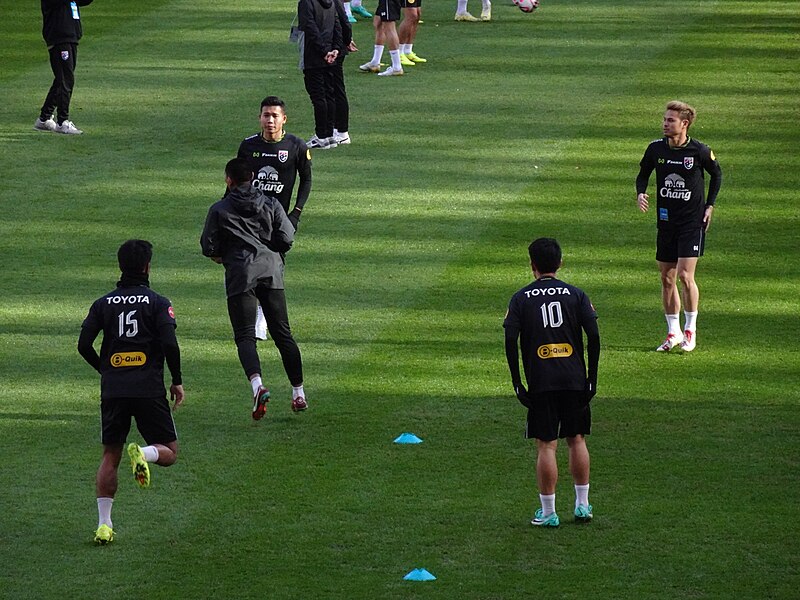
[278,150,288,163]
[683,157,694,170]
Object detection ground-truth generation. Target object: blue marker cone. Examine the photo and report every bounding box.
[403,568,436,581]
[394,433,423,444]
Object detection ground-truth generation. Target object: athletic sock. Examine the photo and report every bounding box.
[352,0,362,6]
[407,44,414,55]
[482,0,491,10]
[371,45,384,65]
[141,445,160,463]
[457,0,468,13]
[389,49,401,70]
[250,375,263,396]
[400,43,410,55]
[343,2,353,17]
[97,497,113,528]
[684,311,698,332]
[292,385,305,400]
[575,484,589,508]
[665,313,681,337]
[540,493,556,516]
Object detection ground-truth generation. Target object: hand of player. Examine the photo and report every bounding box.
[514,383,533,409]
[348,40,358,52]
[585,379,597,404]
[637,193,649,212]
[288,208,301,230]
[170,384,185,411]
[703,205,714,231]
[210,256,223,264]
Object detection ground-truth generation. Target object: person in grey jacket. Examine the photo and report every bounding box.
[35,0,93,135]
[201,158,308,418]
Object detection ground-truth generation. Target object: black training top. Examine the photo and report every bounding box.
[78,280,181,400]
[41,0,93,46]
[237,133,312,215]
[504,276,599,394]
[636,137,722,231]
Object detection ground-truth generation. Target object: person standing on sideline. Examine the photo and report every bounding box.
[331,0,357,145]
[358,0,405,77]
[35,0,93,135]
[298,0,343,149]
[201,158,308,418]
[398,0,426,67]
[636,100,722,352]
[454,0,491,21]
[504,238,600,528]
[237,96,313,340]
[78,240,184,545]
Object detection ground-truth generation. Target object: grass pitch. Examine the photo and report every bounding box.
[0,0,798,598]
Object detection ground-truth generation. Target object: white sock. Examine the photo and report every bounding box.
[457,0,468,13]
[684,311,698,332]
[400,43,409,55]
[665,313,681,336]
[352,0,362,7]
[575,484,589,508]
[97,497,113,528]
[141,445,160,463]
[371,45,384,65]
[292,385,305,400]
[250,375,263,396]
[343,2,353,17]
[407,43,413,54]
[540,493,556,516]
[389,49,401,70]
[482,0,491,10]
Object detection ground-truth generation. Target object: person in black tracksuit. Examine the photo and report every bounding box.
[78,239,184,544]
[200,158,308,419]
[35,0,93,135]
[298,0,343,148]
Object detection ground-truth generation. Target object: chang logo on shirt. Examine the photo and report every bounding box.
[111,352,147,367]
[253,166,285,195]
[537,344,573,359]
[660,174,691,201]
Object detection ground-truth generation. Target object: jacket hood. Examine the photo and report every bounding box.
[227,184,266,217]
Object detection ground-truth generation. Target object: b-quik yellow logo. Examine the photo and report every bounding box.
[537,344,573,359]
[110,352,147,367]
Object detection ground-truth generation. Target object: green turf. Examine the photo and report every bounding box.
[1,0,798,597]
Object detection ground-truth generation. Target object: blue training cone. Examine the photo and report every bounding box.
[403,568,436,581]
[394,433,423,444]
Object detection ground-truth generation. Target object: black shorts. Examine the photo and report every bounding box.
[376,0,401,21]
[656,227,705,263]
[525,390,591,442]
[101,396,177,446]
[399,0,421,8]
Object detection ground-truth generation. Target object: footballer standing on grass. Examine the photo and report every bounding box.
[636,100,722,353]
[237,96,312,341]
[78,240,184,545]
[504,238,600,528]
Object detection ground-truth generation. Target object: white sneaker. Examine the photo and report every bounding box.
[359,61,380,73]
[680,330,696,352]
[454,11,480,21]
[307,134,337,149]
[333,130,351,145]
[656,332,684,352]
[377,66,404,77]
[33,116,57,132]
[55,120,83,135]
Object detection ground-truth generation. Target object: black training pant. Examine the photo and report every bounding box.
[41,43,77,124]
[303,66,335,139]
[227,286,303,386]
[331,61,349,133]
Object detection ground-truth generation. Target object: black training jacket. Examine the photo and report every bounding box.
[41,0,93,46]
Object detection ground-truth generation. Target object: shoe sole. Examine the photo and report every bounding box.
[574,514,593,523]
[291,400,308,413]
[127,443,150,488]
[253,389,270,420]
